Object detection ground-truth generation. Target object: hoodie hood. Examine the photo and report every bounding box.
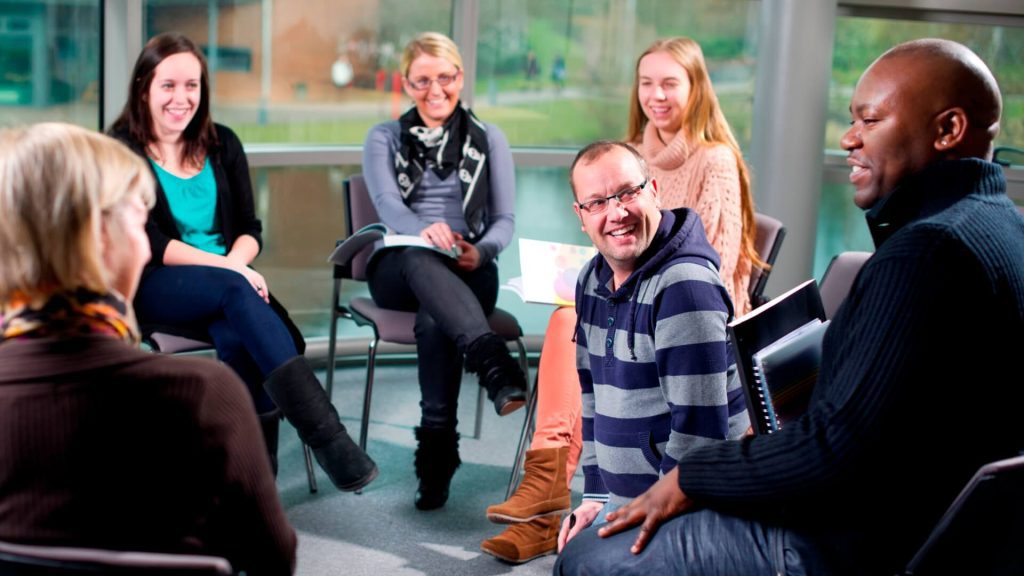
[576,207,725,359]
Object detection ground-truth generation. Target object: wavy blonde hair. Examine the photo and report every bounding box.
[0,123,155,306]
[627,37,765,270]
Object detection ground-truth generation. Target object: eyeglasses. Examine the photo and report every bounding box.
[406,70,461,91]
[576,179,647,214]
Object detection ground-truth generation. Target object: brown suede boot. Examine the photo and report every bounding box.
[486,446,570,523]
[480,516,560,564]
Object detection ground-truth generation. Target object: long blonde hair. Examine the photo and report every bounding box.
[0,123,155,307]
[627,37,765,270]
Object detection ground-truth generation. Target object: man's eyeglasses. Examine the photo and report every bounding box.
[576,180,647,214]
[407,71,461,91]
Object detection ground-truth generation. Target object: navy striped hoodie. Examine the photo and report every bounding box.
[575,207,750,507]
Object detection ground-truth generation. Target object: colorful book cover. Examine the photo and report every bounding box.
[505,238,597,306]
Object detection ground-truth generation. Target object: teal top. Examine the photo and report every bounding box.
[151,158,227,255]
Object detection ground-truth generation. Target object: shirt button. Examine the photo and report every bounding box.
[605,337,613,348]
[607,316,614,326]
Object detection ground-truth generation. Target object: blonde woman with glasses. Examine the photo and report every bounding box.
[362,31,526,511]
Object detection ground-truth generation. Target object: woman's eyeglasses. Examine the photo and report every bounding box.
[576,180,647,214]
[406,71,461,91]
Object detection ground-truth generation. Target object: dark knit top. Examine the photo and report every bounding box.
[0,336,297,575]
[676,159,1024,573]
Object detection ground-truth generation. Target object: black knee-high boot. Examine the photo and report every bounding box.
[414,426,461,510]
[258,409,281,477]
[263,356,378,491]
[464,333,527,416]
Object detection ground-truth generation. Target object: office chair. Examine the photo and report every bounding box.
[142,325,319,494]
[749,212,787,308]
[324,174,531,455]
[903,454,1024,575]
[0,540,233,575]
[818,251,872,319]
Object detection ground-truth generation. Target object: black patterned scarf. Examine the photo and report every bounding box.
[1,288,140,346]
[396,102,491,240]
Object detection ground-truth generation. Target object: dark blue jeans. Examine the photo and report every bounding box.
[368,248,498,429]
[553,509,832,576]
[135,265,299,413]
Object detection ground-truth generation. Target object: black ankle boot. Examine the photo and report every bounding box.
[414,426,461,510]
[464,333,527,416]
[258,409,281,477]
[263,356,378,491]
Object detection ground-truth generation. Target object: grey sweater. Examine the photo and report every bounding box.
[361,120,516,265]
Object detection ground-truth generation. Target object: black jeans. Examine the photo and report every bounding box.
[368,248,498,429]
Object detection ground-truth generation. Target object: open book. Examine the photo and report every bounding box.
[328,223,461,266]
[501,238,597,306]
[727,279,826,435]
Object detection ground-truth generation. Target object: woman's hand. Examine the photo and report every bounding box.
[420,222,457,252]
[454,237,480,271]
[557,500,604,552]
[597,467,693,554]
[230,264,269,304]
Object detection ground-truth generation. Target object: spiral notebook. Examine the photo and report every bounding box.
[727,279,827,435]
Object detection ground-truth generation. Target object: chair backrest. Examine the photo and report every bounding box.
[343,173,382,282]
[904,455,1024,575]
[0,541,233,575]
[749,212,786,308]
[818,251,872,319]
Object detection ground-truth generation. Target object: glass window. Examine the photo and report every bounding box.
[826,17,1024,152]
[144,0,453,145]
[252,163,589,339]
[0,1,101,129]
[817,16,1024,278]
[475,0,760,149]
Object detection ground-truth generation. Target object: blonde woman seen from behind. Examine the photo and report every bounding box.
[0,123,296,575]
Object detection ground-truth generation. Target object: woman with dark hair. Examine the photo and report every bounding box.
[108,32,377,492]
[362,31,526,511]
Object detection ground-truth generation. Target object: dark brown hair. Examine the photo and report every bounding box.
[110,32,217,169]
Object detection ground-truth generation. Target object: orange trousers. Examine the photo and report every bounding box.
[530,306,584,487]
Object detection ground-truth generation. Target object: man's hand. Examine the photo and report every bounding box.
[557,500,604,552]
[597,467,692,554]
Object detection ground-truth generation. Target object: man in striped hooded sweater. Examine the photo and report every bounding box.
[556,140,749,551]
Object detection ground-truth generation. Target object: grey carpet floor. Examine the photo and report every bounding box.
[272,363,579,576]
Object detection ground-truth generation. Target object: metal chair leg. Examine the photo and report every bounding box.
[359,337,379,452]
[303,445,317,493]
[506,370,539,500]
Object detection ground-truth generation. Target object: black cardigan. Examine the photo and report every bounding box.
[110,123,262,278]
[109,123,304,353]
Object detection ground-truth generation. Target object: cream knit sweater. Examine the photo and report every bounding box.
[637,123,752,315]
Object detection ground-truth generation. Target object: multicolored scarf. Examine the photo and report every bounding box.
[0,288,140,346]
[396,102,491,240]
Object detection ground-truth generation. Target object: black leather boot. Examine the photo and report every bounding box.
[414,426,461,510]
[464,333,527,416]
[258,409,281,477]
[263,356,378,492]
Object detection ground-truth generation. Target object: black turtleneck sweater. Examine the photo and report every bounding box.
[677,159,1024,574]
